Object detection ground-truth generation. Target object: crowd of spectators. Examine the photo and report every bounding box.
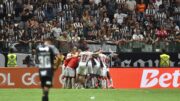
[0,0,180,53]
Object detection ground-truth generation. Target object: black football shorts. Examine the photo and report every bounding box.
[39,76,53,88]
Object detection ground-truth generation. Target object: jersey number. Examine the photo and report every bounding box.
[38,56,51,68]
[82,55,88,62]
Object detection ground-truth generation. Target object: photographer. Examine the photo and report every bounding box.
[23,49,36,67]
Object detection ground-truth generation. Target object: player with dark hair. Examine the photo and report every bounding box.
[36,38,60,101]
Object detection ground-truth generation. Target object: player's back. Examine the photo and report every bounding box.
[36,44,59,77]
[99,53,109,68]
[79,51,93,66]
[99,53,108,63]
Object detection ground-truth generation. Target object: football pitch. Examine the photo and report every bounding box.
[0,89,180,101]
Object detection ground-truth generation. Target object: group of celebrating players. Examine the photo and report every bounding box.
[61,46,113,89]
[36,38,113,101]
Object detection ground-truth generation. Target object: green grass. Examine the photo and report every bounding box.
[0,89,180,101]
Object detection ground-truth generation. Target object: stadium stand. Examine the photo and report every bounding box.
[0,0,179,54]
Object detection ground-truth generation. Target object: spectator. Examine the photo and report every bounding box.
[51,23,62,39]
[126,0,137,12]
[143,25,155,52]
[34,7,45,23]
[132,29,144,52]
[145,3,156,17]
[114,9,127,25]
[23,0,33,12]
[19,30,31,52]
[153,0,162,10]
[14,0,23,21]
[78,37,88,51]
[4,0,14,16]
[174,22,180,35]
[82,10,91,38]
[0,0,179,54]
[120,23,130,40]
[111,19,120,41]
[0,3,5,22]
[154,6,167,27]
[106,0,116,22]
[173,3,180,27]
[75,0,84,18]
[58,11,66,31]
[72,33,80,46]
[174,22,180,41]
[136,0,146,21]
[73,17,83,36]
[44,2,54,20]
[116,0,126,9]
[94,0,101,5]
[21,8,33,22]
[58,31,71,42]
[104,26,112,41]
[102,12,110,24]
[132,29,144,41]
[155,26,168,41]
[56,0,63,13]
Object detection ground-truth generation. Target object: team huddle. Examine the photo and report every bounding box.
[62,47,113,89]
[36,38,113,101]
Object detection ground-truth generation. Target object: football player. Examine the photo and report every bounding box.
[76,47,93,88]
[98,50,109,89]
[64,47,79,88]
[36,38,60,101]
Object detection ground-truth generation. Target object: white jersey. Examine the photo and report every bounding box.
[99,53,108,68]
[99,53,109,77]
[77,51,93,75]
[79,51,93,66]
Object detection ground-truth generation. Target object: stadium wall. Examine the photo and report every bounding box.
[0,68,180,89]
[0,68,63,88]
[110,68,180,88]
[116,53,180,67]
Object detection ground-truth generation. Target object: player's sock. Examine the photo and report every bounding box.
[91,78,95,88]
[64,77,68,89]
[84,76,88,88]
[42,96,48,101]
[104,79,107,88]
[98,78,102,88]
[67,78,71,89]
[102,79,107,89]
[93,77,98,88]
[63,77,67,88]
[101,79,104,88]
[102,79,104,89]
[71,78,75,89]
[42,91,49,101]
[110,78,113,87]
